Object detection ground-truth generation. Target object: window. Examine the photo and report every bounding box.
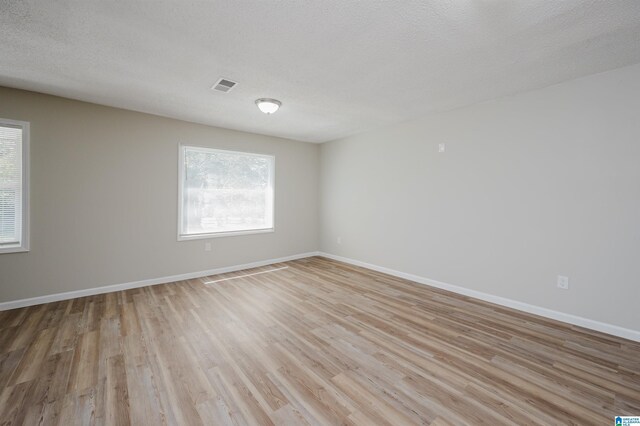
[178,145,274,239]
[0,119,29,254]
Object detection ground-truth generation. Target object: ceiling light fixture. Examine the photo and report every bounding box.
[255,98,281,114]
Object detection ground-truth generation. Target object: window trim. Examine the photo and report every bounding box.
[177,144,275,241]
[0,118,30,254]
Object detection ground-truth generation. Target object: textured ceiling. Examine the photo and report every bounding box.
[1,1,640,143]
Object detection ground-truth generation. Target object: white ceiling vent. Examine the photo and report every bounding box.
[211,78,237,92]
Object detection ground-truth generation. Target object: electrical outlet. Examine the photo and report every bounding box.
[438,143,445,153]
[557,275,569,290]
[337,236,342,245]
[204,242,212,252]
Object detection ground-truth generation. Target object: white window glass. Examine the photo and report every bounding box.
[179,146,274,239]
[0,119,29,254]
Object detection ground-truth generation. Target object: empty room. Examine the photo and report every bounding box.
[1,1,639,425]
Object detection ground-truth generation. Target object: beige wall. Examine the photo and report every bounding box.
[320,63,640,331]
[0,87,319,303]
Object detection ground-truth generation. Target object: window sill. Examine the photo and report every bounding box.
[0,244,29,254]
[178,228,274,241]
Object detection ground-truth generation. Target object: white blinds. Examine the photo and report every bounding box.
[0,125,23,245]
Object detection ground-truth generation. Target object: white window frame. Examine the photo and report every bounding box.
[177,144,275,241]
[0,118,30,254]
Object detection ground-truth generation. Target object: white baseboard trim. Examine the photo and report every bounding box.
[0,251,320,311]
[318,252,640,343]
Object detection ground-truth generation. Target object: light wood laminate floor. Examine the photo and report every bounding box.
[0,256,638,425]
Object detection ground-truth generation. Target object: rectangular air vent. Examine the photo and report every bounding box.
[211,78,237,92]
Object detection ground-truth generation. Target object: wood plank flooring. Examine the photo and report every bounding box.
[0,256,638,425]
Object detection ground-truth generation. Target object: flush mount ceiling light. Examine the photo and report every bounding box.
[255,98,281,114]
